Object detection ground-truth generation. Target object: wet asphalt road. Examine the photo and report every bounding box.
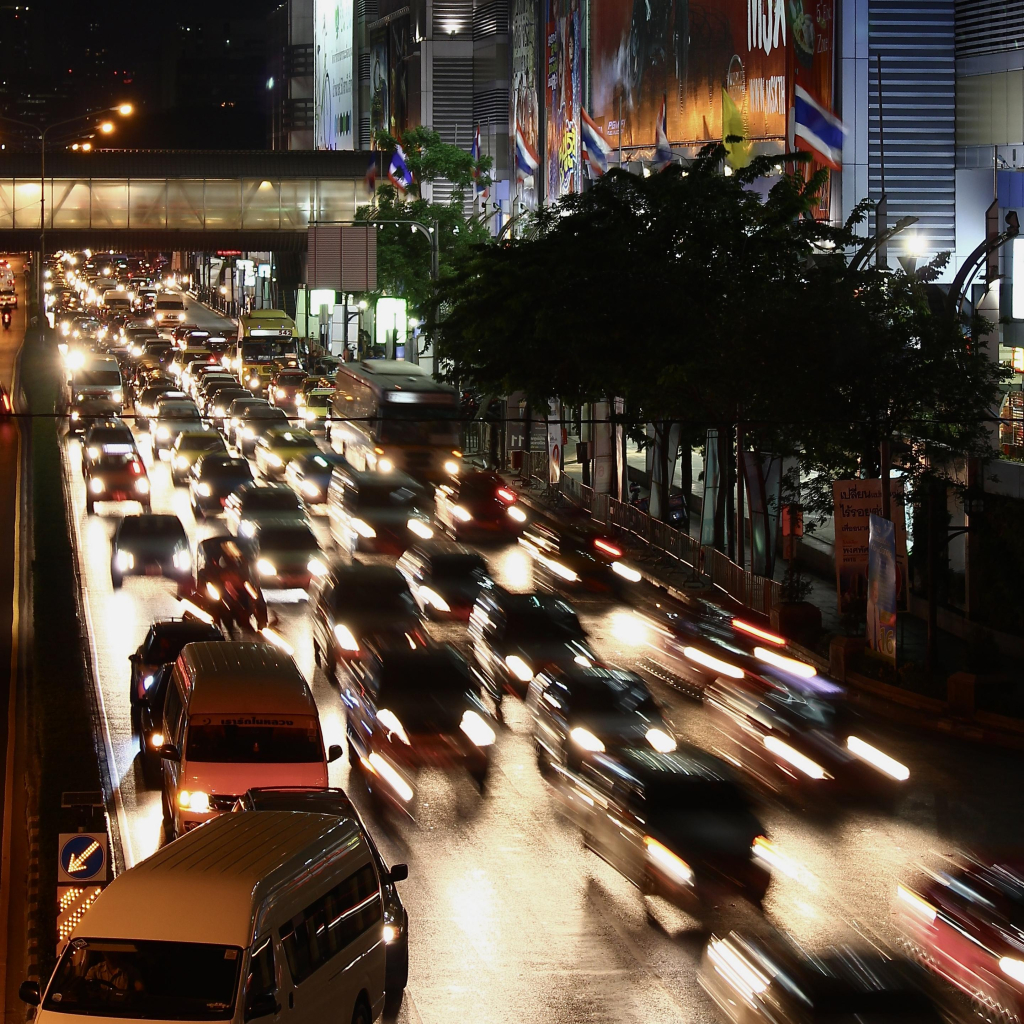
[59,294,1021,1024]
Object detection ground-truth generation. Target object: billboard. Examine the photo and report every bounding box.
[544,0,583,200]
[588,0,834,160]
[314,0,355,150]
[511,0,541,203]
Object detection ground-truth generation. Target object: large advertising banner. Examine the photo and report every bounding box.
[511,0,541,204]
[544,0,583,200]
[314,0,355,150]
[588,0,834,170]
[832,480,907,615]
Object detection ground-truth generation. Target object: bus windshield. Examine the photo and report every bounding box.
[379,402,461,445]
[242,340,297,362]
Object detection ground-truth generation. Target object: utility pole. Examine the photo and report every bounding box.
[736,423,745,569]
[875,55,888,269]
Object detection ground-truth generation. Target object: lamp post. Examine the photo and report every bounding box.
[0,104,133,319]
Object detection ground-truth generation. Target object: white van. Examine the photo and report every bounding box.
[158,642,342,837]
[155,292,187,324]
[21,810,387,1023]
[102,289,133,312]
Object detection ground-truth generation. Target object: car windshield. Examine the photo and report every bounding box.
[77,370,121,386]
[376,661,473,725]
[431,555,487,579]
[559,678,657,716]
[43,937,241,1020]
[119,518,183,540]
[186,714,322,762]
[356,483,424,510]
[643,778,750,816]
[178,434,221,450]
[258,528,318,552]
[161,405,200,420]
[333,577,414,615]
[248,408,288,420]
[97,453,142,470]
[306,393,332,408]
[88,429,133,446]
[267,433,313,449]
[245,491,300,511]
[378,402,461,445]
[203,460,252,480]
[504,605,585,644]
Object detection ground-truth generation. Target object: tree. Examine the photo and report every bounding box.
[356,127,494,322]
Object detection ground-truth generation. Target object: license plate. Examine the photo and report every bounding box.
[145,564,163,576]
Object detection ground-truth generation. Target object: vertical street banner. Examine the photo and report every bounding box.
[511,0,541,205]
[544,0,583,199]
[369,34,389,136]
[700,428,721,548]
[547,398,563,484]
[832,479,907,614]
[867,514,898,664]
[314,0,355,150]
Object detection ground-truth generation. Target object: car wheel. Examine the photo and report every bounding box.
[111,570,123,589]
[351,997,372,1024]
[86,498,95,515]
[141,749,161,788]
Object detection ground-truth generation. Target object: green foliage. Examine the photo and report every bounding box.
[779,564,814,603]
[356,127,494,321]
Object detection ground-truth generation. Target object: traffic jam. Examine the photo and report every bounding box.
[34,250,1024,1024]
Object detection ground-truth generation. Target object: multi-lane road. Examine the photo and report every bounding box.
[55,295,1022,1024]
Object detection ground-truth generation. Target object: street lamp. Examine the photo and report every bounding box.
[0,103,133,318]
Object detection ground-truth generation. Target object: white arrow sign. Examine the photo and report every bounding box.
[66,840,101,874]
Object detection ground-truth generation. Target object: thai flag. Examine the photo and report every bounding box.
[793,86,847,170]
[388,144,415,193]
[652,96,673,171]
[515,121,540,182]
[364,154,378,195]
[580,108,613,176]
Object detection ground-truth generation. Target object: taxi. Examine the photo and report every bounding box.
[253,426,320,481]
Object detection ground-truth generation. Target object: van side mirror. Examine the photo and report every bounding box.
[159,743,180,762]
[18,981,40,1006]
[327,744,343,763]
[244,991,280,1021]
[388,863,409,883]
[129,653,140,664]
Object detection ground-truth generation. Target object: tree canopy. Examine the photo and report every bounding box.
[430,143,1007,518]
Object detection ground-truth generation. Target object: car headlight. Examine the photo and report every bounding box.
[763,736,830,779]
[612,561,643,583]
[132,346,143,357]
[444,460,460,476]
[177,789,210,812]
[999,957,1024,984]
[156,425,170,440]
[377,457,394,473]
[846,736,910,781]
[257,558,277,577]
[196,482,212,497]
[149,731,165,748]
[645,727,677,753]
[504,655,533,682]
[172,549,192,571]
[350,518,376,539]
[301,480,321,499]
[507,506,527,523]
[333,623,360,652]
[135,478,150,494]
[307,557,328,577]
[242,427,255,439]
[143,674,156,690]
[86,446,100,460]
[174,455,190,470]
[71,411,80,421]
[89,477,104,494]
[418,586,451,612]
[452,505,473,522]
[304,409,316,421]
[265,452,283,467]
[460,709,496,747]
[569,727,605,752]
[377,708,411,745]
[383,924,399,944]
[249,377,260,388]
[214,406,225,416]
[238,521,256,538]
[275,387,286,398]
[230,417,240,427]
[644,837,693,884]
[114,550,134,571]
[407,518,433,540]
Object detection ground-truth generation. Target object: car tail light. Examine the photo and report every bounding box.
[496,487,516,504]
[130,460,142,475]
[594,537,622,558]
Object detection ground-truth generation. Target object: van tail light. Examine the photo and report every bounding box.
[594,538,622,558]
[496,487,516,504]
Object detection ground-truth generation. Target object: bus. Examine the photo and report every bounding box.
[234,310,300,394]
[330,359,462,483]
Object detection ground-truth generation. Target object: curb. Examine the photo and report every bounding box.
[512,484,1024,751]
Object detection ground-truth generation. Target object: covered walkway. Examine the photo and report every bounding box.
[0,149,371,251]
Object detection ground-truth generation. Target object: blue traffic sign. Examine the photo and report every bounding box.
[59,834,106,882]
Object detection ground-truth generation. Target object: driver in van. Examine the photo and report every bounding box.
[84,951,144,999]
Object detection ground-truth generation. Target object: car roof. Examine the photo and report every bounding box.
[263,427,315,442]
[485,589,577,616]
[77,811,362,946]
[598,745,735,786]
[150,619,223,641]
[179,641,315,714]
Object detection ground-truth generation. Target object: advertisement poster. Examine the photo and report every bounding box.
[867,514,898,663]
[511,0,541,204]
[548,398,563,484]
[369,33,389,137]
[544,0,582,200]
[832,479,907,614]
[388,14,412,136]
[588,0,834,201]
[314,0,355,150]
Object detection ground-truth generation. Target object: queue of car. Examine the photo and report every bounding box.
[38,263,995,1024]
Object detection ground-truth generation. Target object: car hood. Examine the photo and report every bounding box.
[648,808,764,859]
[118,536,184,557]
[183,760,327,795]
[505,640,592,668]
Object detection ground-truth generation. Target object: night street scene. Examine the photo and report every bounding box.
[3,0,1024,1022]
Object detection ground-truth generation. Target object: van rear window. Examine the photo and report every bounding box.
[186,715,322,763]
